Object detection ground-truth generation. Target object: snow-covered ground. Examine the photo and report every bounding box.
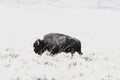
[0,49,120,80]
[0,0,120,80]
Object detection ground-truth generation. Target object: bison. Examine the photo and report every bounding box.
[33,33,83,56]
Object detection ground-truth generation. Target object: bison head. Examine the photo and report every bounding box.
[33,39,45,54]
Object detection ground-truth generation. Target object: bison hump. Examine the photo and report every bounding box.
[43,33,71,45]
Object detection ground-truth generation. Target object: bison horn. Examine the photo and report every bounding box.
[36,39,40,46]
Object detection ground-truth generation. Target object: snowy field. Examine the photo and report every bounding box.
[0,49,120,80]
[0,0,120,80]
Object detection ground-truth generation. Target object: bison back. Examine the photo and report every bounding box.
[43,33,70,46]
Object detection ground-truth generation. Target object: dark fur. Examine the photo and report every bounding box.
[33,33,83,56]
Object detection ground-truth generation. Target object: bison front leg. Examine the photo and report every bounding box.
[49,46,59,56]
[38,50,44,55]
[70,48,75,57]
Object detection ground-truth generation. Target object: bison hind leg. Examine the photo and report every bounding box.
[75,46,83,55]
[77,50,83,55]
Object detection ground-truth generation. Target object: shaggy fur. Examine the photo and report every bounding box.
[33,33,82,56]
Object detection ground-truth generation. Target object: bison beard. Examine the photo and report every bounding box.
[33,33,83,56]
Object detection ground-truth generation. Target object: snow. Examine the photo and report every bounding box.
[0,0,120,80]
[0,49,120,80]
